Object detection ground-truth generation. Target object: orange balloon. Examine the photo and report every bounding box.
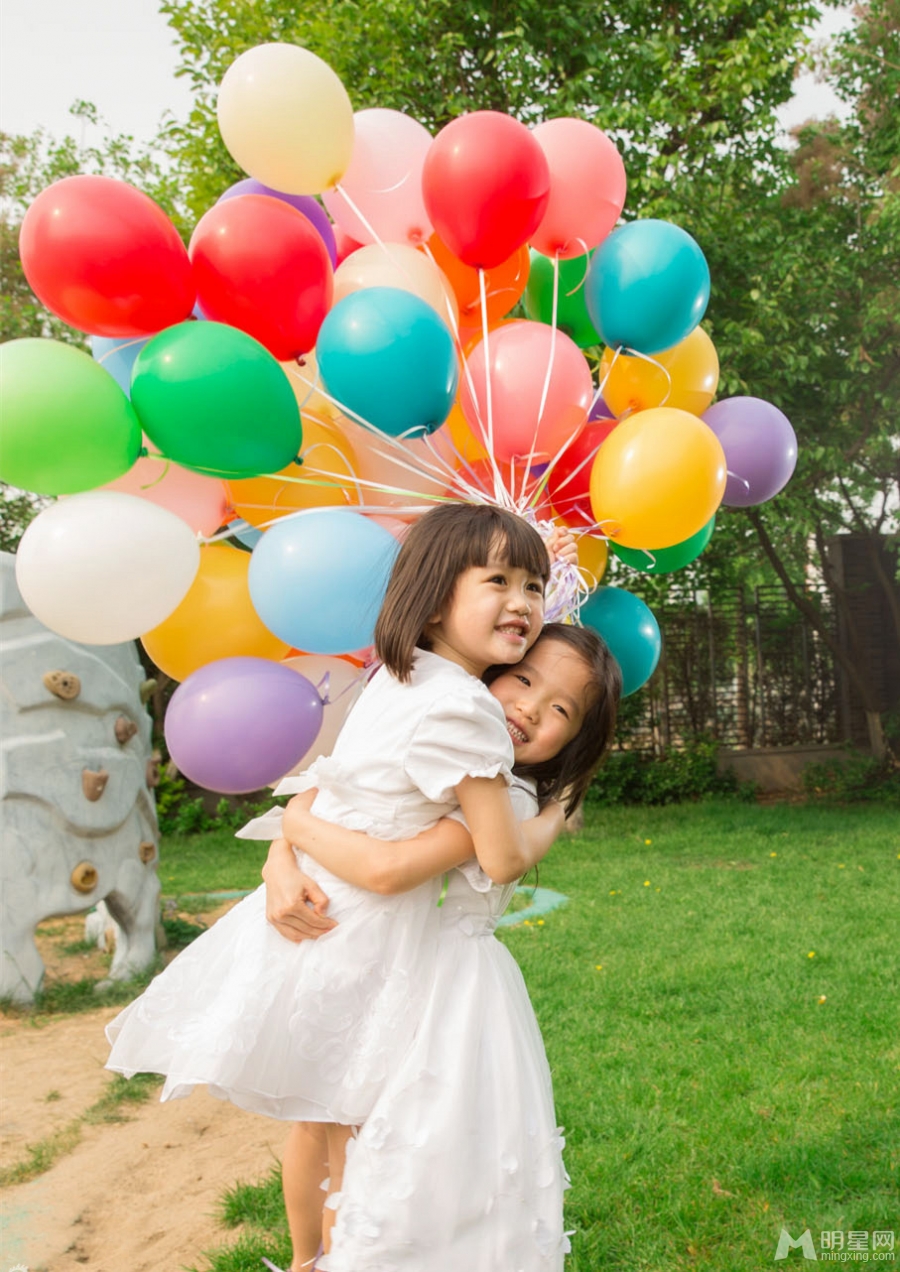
[589,407,726,549]
[142,543,289,681]
[424,234,529,326]
[228,414,360,526]
[430,401,490,466]
[599,327,719,418]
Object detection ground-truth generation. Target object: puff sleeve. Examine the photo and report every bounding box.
[402,689,514,804]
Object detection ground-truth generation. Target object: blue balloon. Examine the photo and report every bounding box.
[91,335,149,396]
[317,287,459,438]
[580,586,661,697]
[585,220,710,355]
[249,509,400,654]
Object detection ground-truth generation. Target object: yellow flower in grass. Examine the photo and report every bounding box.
[645,839,652,845]
[770,852,777,858]
[643,880,650,887]
[817,995,827,1004]
[595,965,603,971]
[808,951,816,959]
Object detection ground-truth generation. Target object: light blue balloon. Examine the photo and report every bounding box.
[580,586,661,697]
[585,220,710,355]
[249,509,400,654]
[316,287,458,438]
[91,335,149,396]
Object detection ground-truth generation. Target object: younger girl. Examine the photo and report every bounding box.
[265,623,621,1271]
[106,503,563,1248]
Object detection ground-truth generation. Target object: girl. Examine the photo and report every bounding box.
[105,503,564,1251]
[264,623,622,1271]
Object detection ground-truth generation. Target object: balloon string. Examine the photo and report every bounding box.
[421,432,503,507]
[137,458,172,492]
[589,345,620,417]
[565,242,592,297]
[478,267,505,507]
[622,345,673,409]
[95,335,147,365]
[727,469,751,493]
[313,664,372,707]
[517,252,562,510]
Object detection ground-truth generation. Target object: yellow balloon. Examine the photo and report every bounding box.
[282,350,344,424]
[576,533,609,585]
[229,415,361,527]
[217,44,354,194]
[599,327,719,417]
[590,407,726,550]
[333,244,459,329]
[142,544,289,681]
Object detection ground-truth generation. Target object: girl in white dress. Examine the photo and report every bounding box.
[264,623,622,1271]
[105,503,565,1259]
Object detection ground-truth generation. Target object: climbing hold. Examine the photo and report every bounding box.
[71,861,99,894]
[139,678,157,705]
[82,768,110,801]
[42,670,81,700]
[146,752,161,788]
[115,715,138,744]
[139,840,156,864]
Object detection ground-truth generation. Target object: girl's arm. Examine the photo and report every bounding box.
[455,776,565,885]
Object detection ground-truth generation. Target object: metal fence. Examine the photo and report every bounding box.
[624,585,841,754]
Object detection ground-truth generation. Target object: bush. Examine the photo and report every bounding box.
[587,738,754,806]
[803,749,900,804]
[156,765,285,835]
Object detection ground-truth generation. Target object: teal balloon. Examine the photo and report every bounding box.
[131,321,301,479]
[248,509,400,654]
[317,287,458,438]
[0,338,141,495]
[611,516,715,574]
[581,586,661,696]
[524,251,600,349]
[585,219,710,355]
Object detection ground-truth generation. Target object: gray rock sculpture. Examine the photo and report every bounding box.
[0,552,160,1002]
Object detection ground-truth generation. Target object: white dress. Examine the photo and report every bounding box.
[105,651,513,1126]
[323,780,570,1272]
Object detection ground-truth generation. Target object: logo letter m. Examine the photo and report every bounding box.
[774,1228,818,1261]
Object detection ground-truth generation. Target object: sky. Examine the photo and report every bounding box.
[0,0,854,147]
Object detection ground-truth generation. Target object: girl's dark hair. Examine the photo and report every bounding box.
[375,504,550,681]
[485,622,622,817]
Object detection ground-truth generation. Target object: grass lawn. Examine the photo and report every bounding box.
[159,799,899,1270]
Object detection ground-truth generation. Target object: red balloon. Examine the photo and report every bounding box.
[18,176,195,337]
[333,224,364,265]
[547,416,618,526]
[422,112,550,269]
[190,195,333,361]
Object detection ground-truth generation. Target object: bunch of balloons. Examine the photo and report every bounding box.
[1,40,799,792]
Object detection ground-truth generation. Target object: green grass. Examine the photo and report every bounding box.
[180,799,898,1272]
[157,828,271,895]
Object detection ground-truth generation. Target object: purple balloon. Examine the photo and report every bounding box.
[218,179,338,268]
[165,657,324,794]
[589,394,613,421]
[702,396,798,507]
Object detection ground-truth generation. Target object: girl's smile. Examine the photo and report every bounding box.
[490,639,593,765]
[426,557,545,677]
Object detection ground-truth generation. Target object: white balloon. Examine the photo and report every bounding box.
[278,655,368,779]
[16,492,200,645]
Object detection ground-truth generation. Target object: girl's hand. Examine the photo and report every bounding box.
[545,525,578,568]
[262,838,337,942]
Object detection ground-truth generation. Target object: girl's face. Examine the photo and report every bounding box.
[426,550,545,679]
[489,637,593,765]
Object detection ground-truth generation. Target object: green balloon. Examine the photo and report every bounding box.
[0,338,141,495]
[524,251,601,349]
[612,516,716,574]
[131,322,301,479]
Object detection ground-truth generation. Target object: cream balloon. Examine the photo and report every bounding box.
[282,349,345,423]
[278,654,368,777]
[15,491,200,645]
[332,243,458,329]
[340,420,444,510]
[217,44,354,195]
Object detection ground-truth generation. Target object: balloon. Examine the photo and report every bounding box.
[702,397,798,507]
[102,443,229,536]
[575,532,609,584]
[546,415,618,526]
[340,423,446,511]
[18,175,195,337]
[333,243,458,329]
[430,402,490,466]
[249,510,400,653]
[611,516,716,574]
[460,321,592,463]
[165,658,324,794]
[279,654,368,776]
[217,178,337,266]
[599,327,719,417]
[323,109,434,247]
[283,348,345,423]
[317,288,458,438]
[190,194,333,360]
[92,335,150,395]
[142,544,289,681]
[530,119,627,259]
[216,43,354,194]
[580,587,661,696]
[524,251,600,349]
[334,225,364,264]
[585,219,711,355]
[589,407,726,549]
[422,112,550,268]
[131,321,301,479]
[426,235,529,325]
[229,413,360,526]
[15,492,200,645]
[0,339,141,495]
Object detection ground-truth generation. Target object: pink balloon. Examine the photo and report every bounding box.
[278,654,367,777]
[323,109,433,247]
[460,321,592,463]
[530,119,627,260]
[103,442,229,536]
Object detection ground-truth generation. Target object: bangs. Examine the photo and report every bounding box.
[462,509,550,584]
